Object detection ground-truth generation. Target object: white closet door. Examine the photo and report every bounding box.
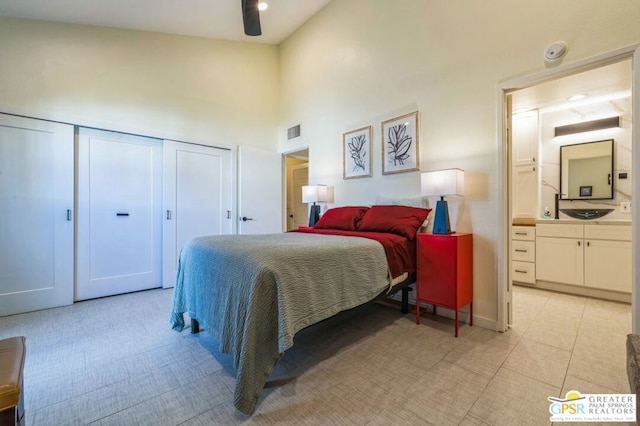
[77,128,162,300]
[0,114,74,316]
[162,140,233,288]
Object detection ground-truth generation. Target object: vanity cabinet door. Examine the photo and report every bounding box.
[584,239,631,293]
[512,164,538,218]
[512,111,539,166]
[536,236,583,286]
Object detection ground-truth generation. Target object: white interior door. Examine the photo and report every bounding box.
[77,128,163,300]
[238,146,283,234]
[163,140,233,288]
[0,114,74,316]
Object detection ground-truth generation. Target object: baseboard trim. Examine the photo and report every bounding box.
[383,294,499,332]
[516,281,631,303]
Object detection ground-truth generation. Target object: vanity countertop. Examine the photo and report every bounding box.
[535,218,631,225]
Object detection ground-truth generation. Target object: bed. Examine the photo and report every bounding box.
[169,204,430,414]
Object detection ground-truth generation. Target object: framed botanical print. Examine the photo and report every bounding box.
[381,111,419,175]
[343,125,372,179]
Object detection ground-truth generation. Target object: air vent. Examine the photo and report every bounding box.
[287,124,301,140]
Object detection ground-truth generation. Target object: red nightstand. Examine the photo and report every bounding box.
[415,232,473,337]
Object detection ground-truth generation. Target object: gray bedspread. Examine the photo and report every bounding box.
[169,232,391,414]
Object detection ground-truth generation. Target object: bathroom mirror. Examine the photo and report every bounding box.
[560,139,613,200]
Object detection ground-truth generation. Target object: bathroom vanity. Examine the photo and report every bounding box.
[512,220,631,301]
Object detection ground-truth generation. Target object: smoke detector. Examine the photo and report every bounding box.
[544,41,567,62]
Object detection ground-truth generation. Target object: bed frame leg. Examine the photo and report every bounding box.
[401,287,412,314]
[191,319,200,334]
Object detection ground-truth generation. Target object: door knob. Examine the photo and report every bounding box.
[241,216,254,222]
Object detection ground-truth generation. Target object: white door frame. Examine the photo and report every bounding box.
[497,45,640,333]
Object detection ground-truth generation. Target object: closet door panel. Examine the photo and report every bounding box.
[162,140,232,288]
[176,149,224,248]
[77,128,162,300]
[0,114,74,316]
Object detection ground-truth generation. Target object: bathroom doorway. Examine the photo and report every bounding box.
[499,52,637,332]
[284,149,309,231]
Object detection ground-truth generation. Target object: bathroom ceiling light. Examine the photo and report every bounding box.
[258,1,268,11]
[567,94,587,101]
[554,116,620,137]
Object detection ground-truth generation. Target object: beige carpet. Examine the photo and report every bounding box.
[0,285,632,425]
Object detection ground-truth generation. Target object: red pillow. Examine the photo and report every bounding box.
[357,205,431,239]
[314,206,370,231]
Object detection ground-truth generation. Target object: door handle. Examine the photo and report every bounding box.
[116,212,130,217]
[67,209,72,221]
[166,210,172,220]
[241,216,254,222]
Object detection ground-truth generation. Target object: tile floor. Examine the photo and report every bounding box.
[0,285,633,425]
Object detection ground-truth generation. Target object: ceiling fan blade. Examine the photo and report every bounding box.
[241,0,262,36]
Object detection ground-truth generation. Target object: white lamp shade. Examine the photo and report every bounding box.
[302,185,328,203]
[421,169,464,197]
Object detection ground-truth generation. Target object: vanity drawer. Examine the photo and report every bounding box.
[512,226,535,241]
[512,261,535,284]
[584,224,631,241]
[536,223,583,238]
[512,240,535,262]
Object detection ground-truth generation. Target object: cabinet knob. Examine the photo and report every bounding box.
[578,241,581,246]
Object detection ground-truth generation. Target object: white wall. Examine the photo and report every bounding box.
[278,0,640,325]
[0,17,279,149]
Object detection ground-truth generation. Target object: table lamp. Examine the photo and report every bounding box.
[302,184,328,226]
[421,169,464,234]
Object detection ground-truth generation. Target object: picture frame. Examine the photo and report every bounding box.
[343,125,372,179]
[580,185,593,197]
[382,111,419,175]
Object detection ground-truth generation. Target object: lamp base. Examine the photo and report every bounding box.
[432,199,452,234]
[308,204,321,227]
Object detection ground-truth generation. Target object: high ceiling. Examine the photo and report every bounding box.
[0,1,630,105]
[0,0,332,44]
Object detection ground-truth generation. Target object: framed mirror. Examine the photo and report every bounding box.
[560,139,613,200]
